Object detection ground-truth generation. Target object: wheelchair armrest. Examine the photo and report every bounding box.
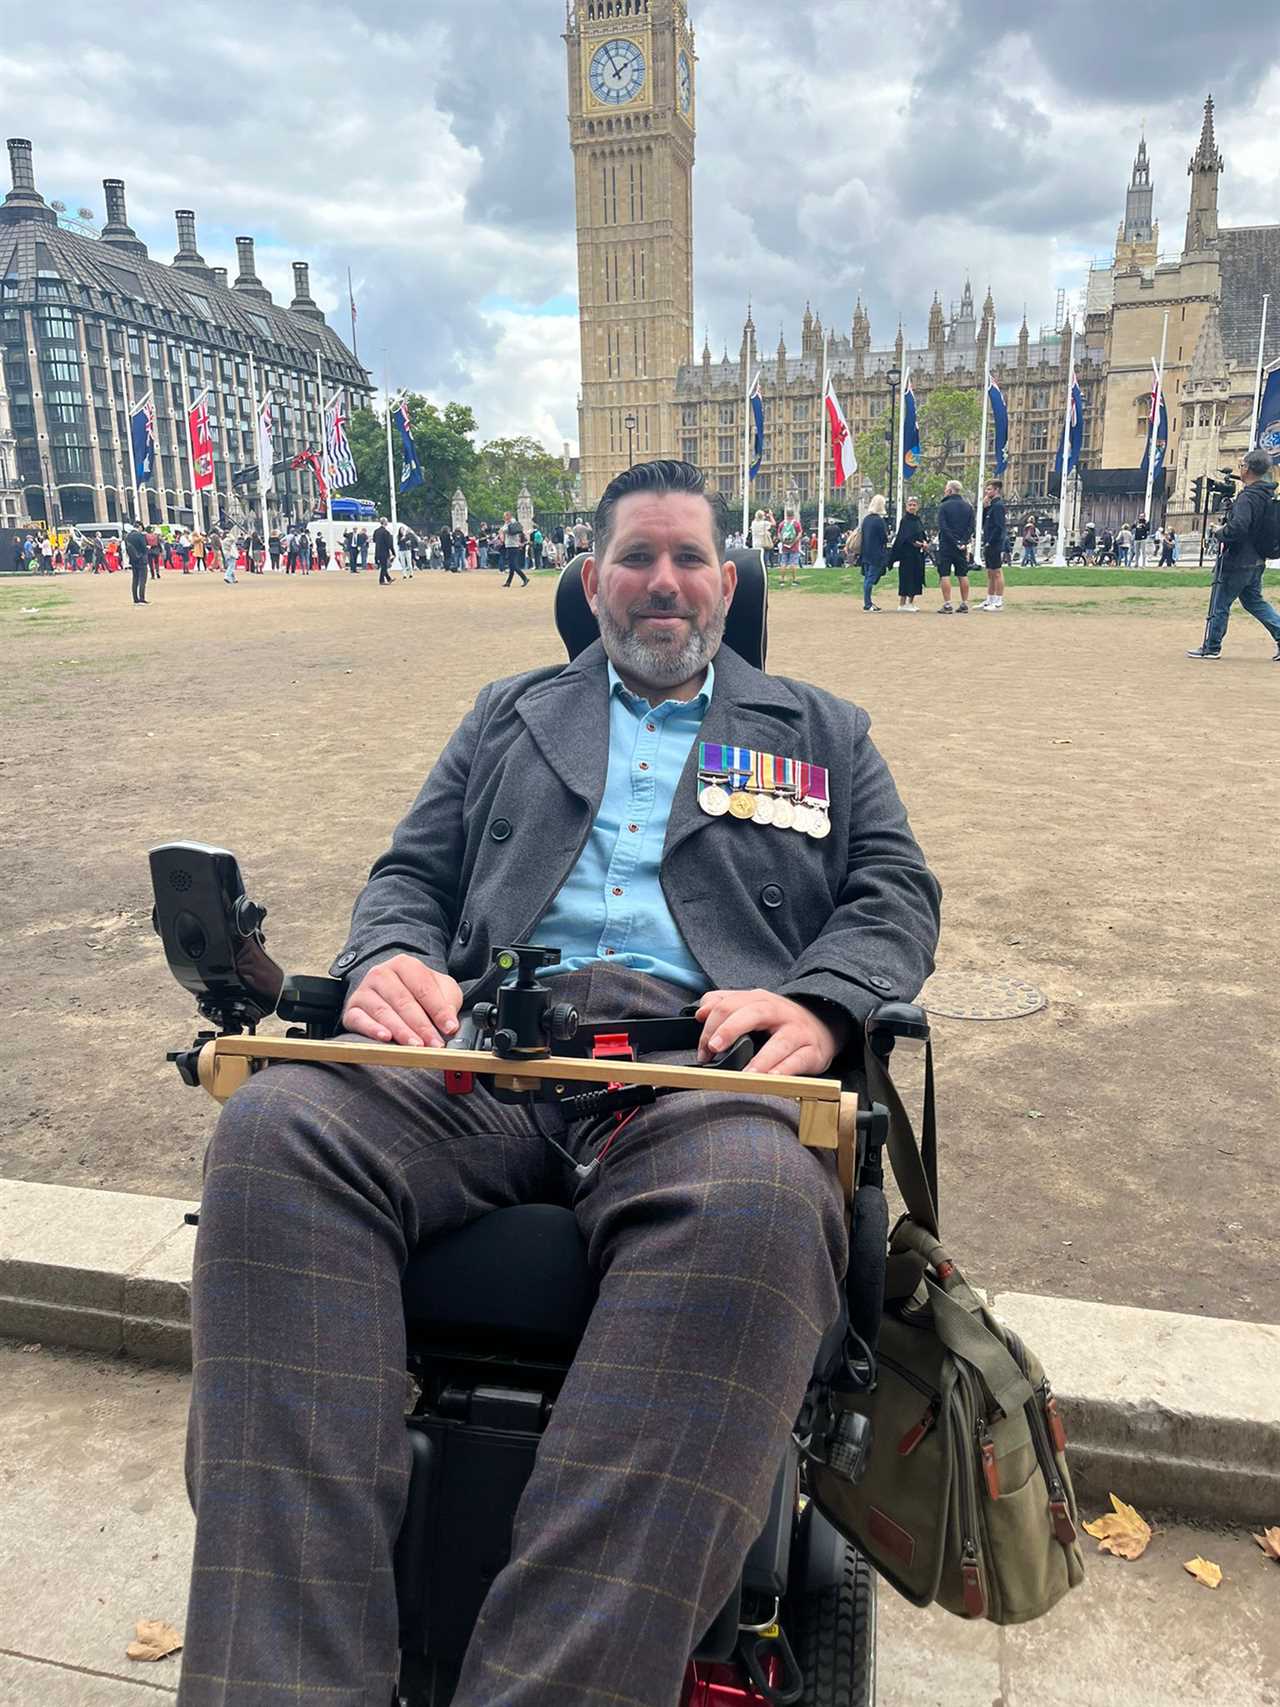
[278,973,347,1036]
[864,1000,929,1063]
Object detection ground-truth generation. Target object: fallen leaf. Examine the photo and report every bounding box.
[1051,738,1072,746]
[1254,1527,1280,1561]
[1083,1494,1152,1560]
[126,1619,183,1662]
[1183,1557,1222,1589]
[1025,1110,1044,1120]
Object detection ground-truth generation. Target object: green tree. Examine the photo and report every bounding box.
[855,425,891,499]
[465,436,577,523]
[916,386,982,482]
[347,395,478,528]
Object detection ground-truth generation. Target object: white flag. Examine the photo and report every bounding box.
[257,392,275,496]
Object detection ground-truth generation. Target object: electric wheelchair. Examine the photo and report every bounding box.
[153,551,923,1706]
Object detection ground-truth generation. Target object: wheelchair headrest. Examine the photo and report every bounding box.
[555,548,768,671]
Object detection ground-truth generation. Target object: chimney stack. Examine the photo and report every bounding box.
[100,178,148,258]
[211,266,229,289]
[1,138,56,227]
[233,236,273,303]
[173,209,208,270]
[288,260,325,323]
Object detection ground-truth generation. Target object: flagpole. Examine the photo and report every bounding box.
[180,352,204,537]
[1053,321,1077,566]
[1249,294,1271,449]
[120,356,146,526]
[817,334,829,567]
[384,371,399,531]
[348,267,359,361]
[975,322,993,546]
[248,350,270,560]
[1143,310,1169,528]
[895,367,910,531]
[741,363,750,543]
[317,349,333,534]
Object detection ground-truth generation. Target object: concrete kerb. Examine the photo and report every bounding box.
[2,1177,1277,1526]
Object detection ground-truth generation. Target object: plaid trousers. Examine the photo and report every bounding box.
[178,965,847,1706]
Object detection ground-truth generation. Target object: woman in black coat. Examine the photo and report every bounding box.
[890,494,926,610]
[857,494,890,611]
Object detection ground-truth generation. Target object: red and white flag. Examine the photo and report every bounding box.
[825,380,856,488]
[188,390,214,491]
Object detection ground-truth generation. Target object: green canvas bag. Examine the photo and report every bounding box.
[803,1030,1086,1625]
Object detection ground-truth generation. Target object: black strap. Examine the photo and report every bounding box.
[862,1029,940,1240]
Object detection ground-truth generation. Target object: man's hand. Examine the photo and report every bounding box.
[343,955,464,1047]
[695,989,848,1078]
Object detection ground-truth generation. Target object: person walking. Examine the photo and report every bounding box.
[776,509,803,586]
[530,524,544,570]
[222,534,238,584]
[501,511,529,586]
[1115,522,1133,567]
[889,494,926,610]
[1187,447,1280,661]
[190,531,206,573]
[1159,525,1176,567]
[857,495,889,610]
[1133,513,1151,567]
[372,517,395,585]
[749,508,773,557]
[438,526,454,572]
[397,524,417,580]
[465,532,478,571]
[978,478,1007,610]
[935,478,975,613]
[1020,519,1039,566]
[268,529,283,573]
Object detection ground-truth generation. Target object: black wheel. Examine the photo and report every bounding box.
[789,1540,876,1707]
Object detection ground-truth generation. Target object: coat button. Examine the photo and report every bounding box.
[489,818,512,842]
[868,975,892,992]
[761,884,784,909]
[335,951,356,969]
[458,919,472,945]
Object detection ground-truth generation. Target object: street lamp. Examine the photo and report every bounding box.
[624,411,638,468]
[885,366,902,519]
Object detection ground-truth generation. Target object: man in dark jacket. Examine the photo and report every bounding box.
[124,522,150,604]
[936,479,975,613]
[979,479,1007,610]
[1187,448,1280,660]
[176,458,940,1707]
[372,517,395,585]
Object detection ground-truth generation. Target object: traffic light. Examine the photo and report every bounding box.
[1191,475,1205,515]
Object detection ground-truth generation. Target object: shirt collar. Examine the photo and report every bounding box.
[607,657,715,717]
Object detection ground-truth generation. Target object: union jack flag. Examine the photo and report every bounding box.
[325,392,358,490]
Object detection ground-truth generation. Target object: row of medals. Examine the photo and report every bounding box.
[698,781,831,839]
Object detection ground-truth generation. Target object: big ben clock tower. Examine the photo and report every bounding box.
[565,0,696,506]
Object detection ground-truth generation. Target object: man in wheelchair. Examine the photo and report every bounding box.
[176,458,941,1706]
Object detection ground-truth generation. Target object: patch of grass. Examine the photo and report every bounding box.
[0,587,72,616]
[780,565,1216,594]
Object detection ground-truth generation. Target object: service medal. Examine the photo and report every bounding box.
[791,804,814,834]
[806,811,832,840]
[728,791,756,820]
[752,794,775,826]
[772,797,795,830]
[699,784,730,817]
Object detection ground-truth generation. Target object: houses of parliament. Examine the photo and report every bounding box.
[566,0,1279,529]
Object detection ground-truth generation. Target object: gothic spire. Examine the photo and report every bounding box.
[1189,93,1223,174]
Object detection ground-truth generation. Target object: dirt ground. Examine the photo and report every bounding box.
[2,568,1277,1322]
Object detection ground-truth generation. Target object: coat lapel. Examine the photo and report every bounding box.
[514,639,612,811]
[663,643,805,860]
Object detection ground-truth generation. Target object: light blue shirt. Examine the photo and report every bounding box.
[540,660,715,994]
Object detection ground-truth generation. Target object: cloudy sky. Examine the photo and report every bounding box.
[4,0,1275,451]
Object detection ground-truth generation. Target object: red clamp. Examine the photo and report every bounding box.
[444,1070,474,1095]
[591,1033,635,1062]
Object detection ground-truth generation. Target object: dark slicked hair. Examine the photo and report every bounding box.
[593,459,728,562]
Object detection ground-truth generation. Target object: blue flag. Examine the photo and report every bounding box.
[130,394,156,484]
[902,380,920,481]
[1255,365,1280,466]
[394,397,423,490]
[1054,370,1084,476]
[989,380,1009,476]
[1140,372,1168,480]
[748,375,764,480]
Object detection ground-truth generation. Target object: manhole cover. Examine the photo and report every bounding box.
[920,970,1047,1021]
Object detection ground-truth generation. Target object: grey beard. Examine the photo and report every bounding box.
[596,598,727,690]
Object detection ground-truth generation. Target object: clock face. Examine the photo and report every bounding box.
[678,50,692,113]
[589,38,646,106]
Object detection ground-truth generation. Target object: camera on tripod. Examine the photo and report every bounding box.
[1205,469,1239,511]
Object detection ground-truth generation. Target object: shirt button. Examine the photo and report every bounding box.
[638,762,650,771]
[611,886,624,896]
[646,722,656,732]
[628,823,639,833]
[604,947,616,955]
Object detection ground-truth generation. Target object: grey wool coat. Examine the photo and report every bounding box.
[331,639,941,1037]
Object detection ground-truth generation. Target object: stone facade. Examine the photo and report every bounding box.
[566,0,696,508]
[0,138,370,529]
